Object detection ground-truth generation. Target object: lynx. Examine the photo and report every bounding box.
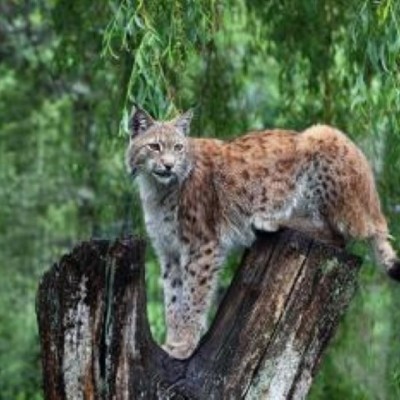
[125,106,400,359]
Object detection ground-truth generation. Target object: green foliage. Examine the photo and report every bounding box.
[103,0,220,117]
[1,0,400,398]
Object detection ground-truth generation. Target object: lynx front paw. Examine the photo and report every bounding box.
[162,341,197,360]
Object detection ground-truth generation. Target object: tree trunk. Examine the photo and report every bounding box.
[36,230,361,399]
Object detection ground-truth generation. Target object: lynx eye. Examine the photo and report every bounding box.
[174,143,184,152]
[147,143,161,152]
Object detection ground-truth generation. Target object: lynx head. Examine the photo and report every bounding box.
[125,106,194,185]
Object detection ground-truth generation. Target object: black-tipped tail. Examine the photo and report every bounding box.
[387,260,400,281]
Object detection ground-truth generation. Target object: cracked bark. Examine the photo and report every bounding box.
[36,230,361,399]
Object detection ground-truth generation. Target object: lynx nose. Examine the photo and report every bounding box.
[161,155,175,171]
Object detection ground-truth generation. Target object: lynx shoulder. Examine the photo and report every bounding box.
[125,106,399,359]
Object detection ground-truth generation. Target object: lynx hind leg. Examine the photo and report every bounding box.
[164,242,224,359]
[251,214,280,232]
[327,192,400,280]
[283,217,346,247]
[252,209,345,247]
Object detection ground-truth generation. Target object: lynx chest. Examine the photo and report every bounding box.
[138,178,182,256]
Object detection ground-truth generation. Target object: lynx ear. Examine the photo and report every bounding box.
[129,106,155,137]
[174,109,194,136]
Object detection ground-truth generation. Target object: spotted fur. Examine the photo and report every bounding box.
[125,107,399,359]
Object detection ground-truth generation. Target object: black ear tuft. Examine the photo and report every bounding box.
[175,109,194,136]
[129,106,154,137]
[387,260,400,281]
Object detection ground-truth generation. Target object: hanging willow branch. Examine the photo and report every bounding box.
[102,0,221,117]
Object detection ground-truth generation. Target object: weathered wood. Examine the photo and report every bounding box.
[36,230,361,399]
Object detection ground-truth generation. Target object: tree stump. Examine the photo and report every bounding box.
[36,230,361,399]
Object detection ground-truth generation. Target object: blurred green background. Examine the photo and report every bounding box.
[1,0,400,398]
